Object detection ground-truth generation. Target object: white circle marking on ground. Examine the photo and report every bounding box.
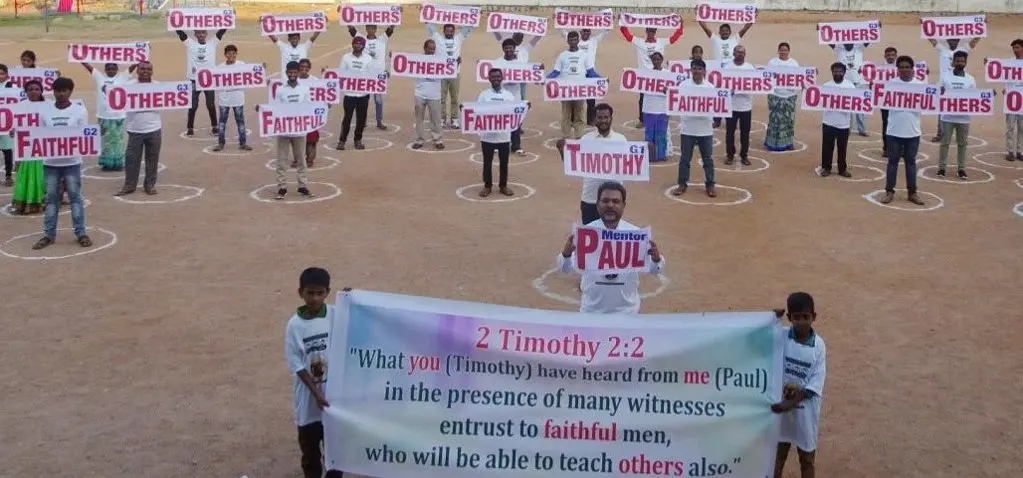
[112,185,205,204]
[531,267,671,305]
[404,138,475,154]
[520,127,543,139]
[972,151,1023,170]
[455,182,536,203]
[811,164,886,182]
[82,163,167,180]
[857,147,930,165]
[248,182,343,204]
[662,184,752,206]
[2,199,92,218]
[1013,202,1023,218]
[917,165,995,184]
[862,189,944,212]
[201,142,273,156]
[751,140,809,154]
[846,131,883,144]
[468,152,540,166]
[264,156,341,172]
[178,128,253,141]
[0,226,118,261]
[325,136,394,153]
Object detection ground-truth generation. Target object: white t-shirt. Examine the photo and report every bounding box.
[885,78,923,139]
[575,30,608,66]
[514,43,532,64]
[631,38,669,70]
[216,61,246,108]
[41,102,89,167]
[275,82,311,138]
[778,327,826,453]
[768,57,800,98]
[432,28,471,66]
[641,69,668,114]
[935,42,971,82]
[728,61,756,112]
[364,33,389,69]
[554,49,593,80]
[284,305,334,427]
[939,72,976,124]
[679,78,715,137]
[339,52,372,98]
[124,80,162,134]
[711,34,740,65]
[579,129,627,202]
[557,218,666,314]
[184,37,219,81]
[820,79,855,129]
[91,70,131,120]
[476,87,516,143]
[496,56,527,100]
[276,39,312,77]
[835,45,866,85]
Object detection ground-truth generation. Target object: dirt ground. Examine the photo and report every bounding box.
[0,9,1021,478]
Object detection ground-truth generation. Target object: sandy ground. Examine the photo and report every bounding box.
[0,9,1021,478]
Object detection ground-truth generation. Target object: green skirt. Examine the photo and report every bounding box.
[98,118,126,170]
[764,95,797,151]
[10,160,45,215]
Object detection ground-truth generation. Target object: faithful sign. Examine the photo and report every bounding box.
[259,102,329,137]
[937,88,995,116]
[14,125,101,162]
[106,81,192,112]
[573,225,652,275]
[920,15,986,40]
[768,65,816,92]
[486,12,547,36]
[543,78,609,101]
[553,8,613,29]
[859,61,929,84]
[801,85,873,114]
[694,2,757,24]
[984,59,1023,83]
[389,53,458,79]
[0,102,46,134]
[475,60,544,84]
[322,69,388,95]
[337,4,402,26]
[459,101,528,135]
[419,4,480,27]
[707,68,774,95]
[817,20,881,45]
[562,139,650,182]
[67,42,150,64]
[259,12,328,36]
[667,86,732,116]
[195,63,267,91]
[268,79,341,104]
[166,8,236,31]
[1004,88,1023,114]
[618,13,681,29]
[7,68,60,92]
[879,81,939,113]
[619,68,685,96]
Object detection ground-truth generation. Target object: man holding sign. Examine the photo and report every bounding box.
[671,59,719,198]
[175,28,228,136]
[881,56,927,206]
[1002,39,1023,161]
[926,33,981,142]
[936,51,977,179]
[465,68,519,197]
[557,181,664,314]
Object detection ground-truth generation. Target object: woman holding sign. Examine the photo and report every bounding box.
[8,80,46,215]
[765,43,799,151]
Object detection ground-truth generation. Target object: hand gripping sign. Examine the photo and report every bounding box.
[107,81,192,112]
[878,81,940,113]
[338,4,402,26]
[260,12,328,36]
[768,65,817,92]
[984,59,1023,83]
[14,125,101,162]
[259,102,329,137]
[573,224,652,275]
[618,12,682,29]
[419,4,480,27]
[7,67,60,92]
[667,86,733,116]
[268,79,341,105]
[860,61,929,84]
[487,12,547,36]
[476,60,545,84]
[801,85,873,115]
[544,78,609,101]
[935,88,995,116]
[1004,88,1023,114]
[322,69,388,95]
[817,20,881,45]
[920,15,986,40]
[166,8,236,31]
[389,53,458,80]
[553,8,613,30]
[67,42,150,64]
[619,68,686,96]
[195,63,266,91]
[562,139,650,182]
[460,101,528,135]
[707,68,774,95]
[695,2,757,24]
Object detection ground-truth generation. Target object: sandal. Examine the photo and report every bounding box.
[77,235,93,247]
[32,236,54,250]
[499,187,514,196]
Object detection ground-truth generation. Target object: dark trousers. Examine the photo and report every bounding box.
[339,95,370,143]
[638,94,644,122]
[187,81,217,130]
[580,201,599,224]
[510,128,522,151]
[881,109,890,154]
[2,148,11,178]
[586,99,596,125]
[481,141,510,188]
[123,130,162,192]
[297,422,323,478]
[725,110,752,158]
[821,124,850,173]
[885,135,920,194]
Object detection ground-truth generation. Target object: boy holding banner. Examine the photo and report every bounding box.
[427,23,475,129]
[175,28,228,136]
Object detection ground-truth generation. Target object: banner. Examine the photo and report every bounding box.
[573,225,651,274]
[859,61,929,84]
[487,12,548,36]
[106,81,192,112]
[984,58,1023,83]
[619,68,685,96]
[1004,88,1023,114]
[801,85,873,114]
[0,90,24,105]
[268,79,341,104]
[13,125,101,162]
[390,53,458,79]
[618,12,681,29]
[543,78,608,101]
[562,139,649,182]
[707,68,773,95]
[817,20,881,45]
[668,60,693,78]
[476,60,545,84]
[667,86,732,116]
[920,15,986,40]
[459,101,528,135]
[767,65,816,92]
[694,2,757,24]
[0,100,86,134]
[322,290,784,478]
[338,4,402,26]
[7,67,60,92]
[258,102,329,137]
[195,63,267,91]
[67,42,150,64]
[260,12,328,36]
[935,88,994,116]
[878,81,939,113]
[323,69,388,95]
[166,7,236,31]
[419,4,480,27]
[553,8,613,30]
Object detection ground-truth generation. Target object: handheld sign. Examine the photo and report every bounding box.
[389,53,458,79]
[984,59,1023,83]
[573,225,652,275]
[260,12,327,36]
[7,68,60,92]
[487,12,547,36]
[268,79,341,104]
[544,78,609,101]
[0,89,25,105]
[768,66,817,92]
[67,42,150,64]
[195,63,266,91]
[259,102,329,137]
[14,125,101,162]
[562,139,650,182]
[619,68,685,96]
[801,85,873,114]
[0,102,47,134]
[695,2,757,24]
[553,8,613,30]
[337,4,402,26]
[475,60,544,84]
[667,86,733,116]
[707,68,774,95]
[668,60,693,78]
[323,69,388,95]
[920,15,986,40]
[107,81,192,112]
[860,61,929,84]
[460,101,528,135]
[166,8,236,31]
[879,81,939,113]
[936,88,995,116]
[1004,88,1023,114]
[419,4,480,27]
[618,12,681,29]
[817,20,881,45]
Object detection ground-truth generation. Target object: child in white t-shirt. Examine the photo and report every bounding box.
[772,292,827,478]
[212,45,253,152]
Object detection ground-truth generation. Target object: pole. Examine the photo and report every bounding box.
[44,1,51,33]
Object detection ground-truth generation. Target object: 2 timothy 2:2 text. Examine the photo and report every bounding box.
[476,326,645,362]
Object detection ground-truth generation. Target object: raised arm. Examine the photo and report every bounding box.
[384,26,395,37]
[737,22,752,37]
[668,21,684,44]
[175,30,188,42]
[426,23,436,36]
[459,26,473,39]
[528,34,541,48]
[268,34,279,43]
[215,29,227,40]
[969,37,981,49]
[81,63,94,73]
[309,31,322,43]
[347,26,358,38]
[493,31,506,42]
[619,26,634,42]
[698,21,712,38]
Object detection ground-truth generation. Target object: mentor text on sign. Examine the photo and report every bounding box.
[573,225,651,274]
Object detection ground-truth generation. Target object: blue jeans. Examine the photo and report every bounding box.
[678,135,715,187]
[885,136,920,194]
[43,164,86,239]
[854,113,867,135]
[217,106,247,146]
[373,94,384,124]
